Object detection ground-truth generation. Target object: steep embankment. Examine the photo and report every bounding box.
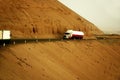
[0,0,103,38]
[0,39,120,80]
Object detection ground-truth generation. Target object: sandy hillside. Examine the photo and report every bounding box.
[0,0,119,80]
[0,39,120,80]
[0,0,103,38]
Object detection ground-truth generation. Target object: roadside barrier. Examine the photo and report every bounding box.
[0,38,119,47]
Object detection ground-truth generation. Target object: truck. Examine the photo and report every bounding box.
[63,30,84,39]
[0,30,11,45]
[0,30,11,40]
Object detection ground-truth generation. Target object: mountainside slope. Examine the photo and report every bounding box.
[0,39,120,80]
[0,0,103,38]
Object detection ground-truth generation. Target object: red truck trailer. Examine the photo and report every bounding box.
[63,30,84,39]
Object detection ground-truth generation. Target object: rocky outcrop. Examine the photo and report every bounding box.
[0,0,103,38]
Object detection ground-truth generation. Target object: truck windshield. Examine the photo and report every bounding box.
[65,33,70,35]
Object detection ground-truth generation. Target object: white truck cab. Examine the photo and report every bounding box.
[63,30,84,39]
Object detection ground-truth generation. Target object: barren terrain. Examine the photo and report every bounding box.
[0,0,120,80]
[0,0,103,38]
[0,39,120,80]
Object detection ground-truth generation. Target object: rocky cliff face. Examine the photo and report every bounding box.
[0,0,103,38]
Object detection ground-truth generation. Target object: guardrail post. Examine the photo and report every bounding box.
[49,39,51,42]
[13,41,16,45]
[3,43,5,47]
[61,39,63,41]
[25,40,27,43]
[36,39,38,42]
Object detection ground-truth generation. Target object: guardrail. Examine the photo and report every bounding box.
[0,37,119,47]
[0,38,64,47]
